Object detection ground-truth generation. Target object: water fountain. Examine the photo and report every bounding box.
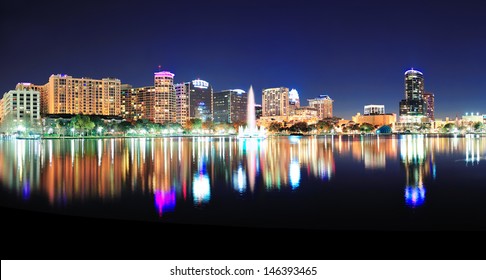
[238,86,267,138]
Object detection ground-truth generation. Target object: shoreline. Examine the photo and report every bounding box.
[1,132,484,140]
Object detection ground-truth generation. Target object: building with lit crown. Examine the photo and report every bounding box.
[212,89,247,124]
[151,71,176,124]
[288,88,300,115]
[45,74,121,116]
[262,87,289,117]
[399,69,427,123]
[175,79,213,124]
[308,94,333,119]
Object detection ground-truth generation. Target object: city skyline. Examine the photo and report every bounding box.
[1,0,485,119]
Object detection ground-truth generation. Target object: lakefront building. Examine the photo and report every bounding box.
[151,71,176,124]
[423,92,435,121]
[45,74,121,116]
[308,94,333,119]
[398,69,428,124]
[262,87,289,117]
[0,83,41,124]
[175,79,213,124]
[212,89,247,124]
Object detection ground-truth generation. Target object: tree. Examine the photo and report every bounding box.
[70,115,95,136]
[441,123,456,133]
[290,122,310,133]
[117,121,133,134]
[185,118,202,131]
[268,122,283,132]
[316,120,333,133]
[473,122,485,132]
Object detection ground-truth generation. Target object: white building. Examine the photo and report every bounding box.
[364,104,385,115]
[0,83,41,125]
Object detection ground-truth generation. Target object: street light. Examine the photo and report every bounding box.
[71,128,75,136]
[97,126,103,136]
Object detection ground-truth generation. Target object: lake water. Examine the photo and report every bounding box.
[1,135,485,230]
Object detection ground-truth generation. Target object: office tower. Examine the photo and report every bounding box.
[364,105,385,115]
[175,79,213,124]
[423,92,435,121]
[0,83,40,123]
[151,71,176,124]
[308,94,333,119]
[213,89,247,123]
[45,74,121,116]
[288,88,300,115]
[262,87,289,117]
[399,69,427,119]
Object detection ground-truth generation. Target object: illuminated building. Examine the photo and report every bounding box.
[423,92,435,121]
[255,104,262,119]
[352,104,396,128]
[364,104,385,115]
[121,84,151,122]
[45,74,121,116]
[262,87,289,117]
[288,88,300,115]
[175,79,213,124]
[308,94,333,119]
[213,89,247,123]
[399,69,427,123]
[151,71,176,123]
[0,83,41,125]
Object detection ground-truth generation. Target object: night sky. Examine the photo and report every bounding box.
[1,0,485,119]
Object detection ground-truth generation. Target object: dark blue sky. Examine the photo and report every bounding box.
[1,0,485,119]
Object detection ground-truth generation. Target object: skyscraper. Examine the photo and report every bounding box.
[45,74,121,116]
[212,89,247,124]
[399,69,427,121]
[423,92,435,121]
[288,88,300,115]
[308,94,333,119]
[175,79,213,124]
[262,87,289,117]
[151,71,176,124]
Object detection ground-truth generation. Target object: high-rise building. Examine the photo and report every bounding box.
[213,89,247,124]
[0,83,41,124]
[262,87,289,117]
[308,94,333,119]
[288,88,300,115]
[364,105,385,115]
[150,71,176,124]
[45,74,121,116]
[399,69,427,121]
[175,79,213,124]
[423,92,435,121]
[121,84,148,122]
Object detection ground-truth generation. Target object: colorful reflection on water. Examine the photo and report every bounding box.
[0,135,485,228]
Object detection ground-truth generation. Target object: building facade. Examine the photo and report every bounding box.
[288,88,300,115]
[45,74,121,116]
[364,104,385,115]
[352,113,397,128]
[308,94,333,119]
[175,79,213,124]
[152,71,176,124]
[399,69,427,122]
[0,83,41,125]
[121,84,149,122]
[423,92,435,121]
[262,87,289,117]
[212,89,247,124]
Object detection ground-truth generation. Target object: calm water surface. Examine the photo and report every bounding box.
[1,135,485,230]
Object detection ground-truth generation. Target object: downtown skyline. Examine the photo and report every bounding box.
[1,0,485,119]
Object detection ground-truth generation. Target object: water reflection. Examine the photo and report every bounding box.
[0,135,484,218]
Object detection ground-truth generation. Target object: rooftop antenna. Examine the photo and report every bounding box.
[157,65,162,72]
